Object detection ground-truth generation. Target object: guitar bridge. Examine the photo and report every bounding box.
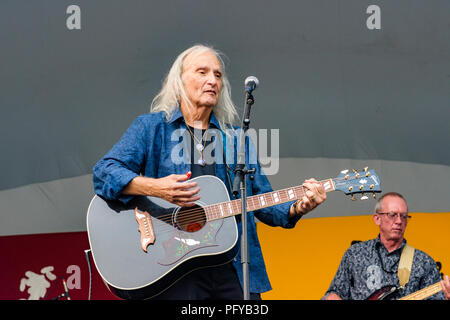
[135,207,156,252]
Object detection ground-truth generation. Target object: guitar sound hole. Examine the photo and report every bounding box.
[175,205,206,233]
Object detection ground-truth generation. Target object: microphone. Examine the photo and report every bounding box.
[245,76,259,93]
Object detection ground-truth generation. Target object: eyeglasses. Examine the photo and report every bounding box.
[377,212,411,221]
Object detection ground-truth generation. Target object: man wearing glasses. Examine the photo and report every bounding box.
[323,192,450,300]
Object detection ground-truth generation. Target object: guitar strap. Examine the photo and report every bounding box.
[398,244,415,288]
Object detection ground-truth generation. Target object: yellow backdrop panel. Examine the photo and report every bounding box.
[258,212,450,300]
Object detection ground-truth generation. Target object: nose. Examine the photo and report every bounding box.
[393,214,404,224]
[206,72,218,87]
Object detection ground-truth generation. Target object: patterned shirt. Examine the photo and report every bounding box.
[324,236,445,300]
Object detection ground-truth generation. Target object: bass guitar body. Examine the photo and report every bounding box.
[366,285,398,300]
[367,281,444,300]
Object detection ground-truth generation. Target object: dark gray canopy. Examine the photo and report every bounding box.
[1,0,449,235]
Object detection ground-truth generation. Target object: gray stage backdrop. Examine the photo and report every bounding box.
[1,1,449,235]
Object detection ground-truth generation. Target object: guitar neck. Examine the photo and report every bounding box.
[204,179,335,222]
[398,282,443,300]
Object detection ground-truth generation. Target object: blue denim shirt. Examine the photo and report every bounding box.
[93,107,300,293]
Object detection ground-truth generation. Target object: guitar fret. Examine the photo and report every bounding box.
[263,193,269,207]
[280,189,290,202]
[246,198,252,211]
[215,204,222,219]
[295,186,305,199]
[259,195,266,206]
[211,205,219,219]
[287,189,295,200]
[204,205,213,221]
[248,197,255,211]
[272,192,280,203]
[251,196,258,210]
[266,193,274,205]
[233,200,240,214]
[265,193,271,206]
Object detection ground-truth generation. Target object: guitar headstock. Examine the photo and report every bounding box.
[333,167,381,201]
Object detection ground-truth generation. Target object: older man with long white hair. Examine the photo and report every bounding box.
[93,44,326,299]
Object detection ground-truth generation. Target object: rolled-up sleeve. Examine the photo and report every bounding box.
[249,161,299,229]
[93,116,148,203]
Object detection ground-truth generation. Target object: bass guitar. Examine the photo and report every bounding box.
[368,281,444,300]
[87,168,381,299]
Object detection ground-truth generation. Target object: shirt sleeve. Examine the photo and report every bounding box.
[249,161,299,228]
[92,116,147,204]
[323,249,353,300]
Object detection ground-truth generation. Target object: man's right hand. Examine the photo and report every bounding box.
[123,172,200,207]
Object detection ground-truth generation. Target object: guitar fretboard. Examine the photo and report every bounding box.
[398,282,443,300]
[204,179,335,221]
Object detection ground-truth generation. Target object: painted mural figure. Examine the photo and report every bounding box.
[19,266,56,300]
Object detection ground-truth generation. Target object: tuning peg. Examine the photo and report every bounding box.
[361,193,368,200]
[352,169,357,173]
[364,167,368,172]
[373,192,377,199]
[351,194,357,201]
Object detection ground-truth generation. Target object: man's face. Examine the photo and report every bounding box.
[373,196,409,242]
[181,50,223,109]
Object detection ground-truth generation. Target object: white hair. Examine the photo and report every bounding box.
[150,44,238,131]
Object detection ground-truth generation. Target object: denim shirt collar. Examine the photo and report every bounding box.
[168,106,221,129]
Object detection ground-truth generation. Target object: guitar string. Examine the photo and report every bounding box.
[138,174,366,224]
[140,185,309,228]
[138,175,371,229]
[137,186,310,235]
[141,193,377,237]
[136,175,376,235]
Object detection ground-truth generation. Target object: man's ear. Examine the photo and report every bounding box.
[372,213,381,227]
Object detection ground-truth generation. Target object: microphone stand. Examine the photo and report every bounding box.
[232,89,256,300]
[51,277,71,300]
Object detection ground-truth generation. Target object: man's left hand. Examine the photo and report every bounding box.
[291,178,327,217]
[441,275,450,300]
